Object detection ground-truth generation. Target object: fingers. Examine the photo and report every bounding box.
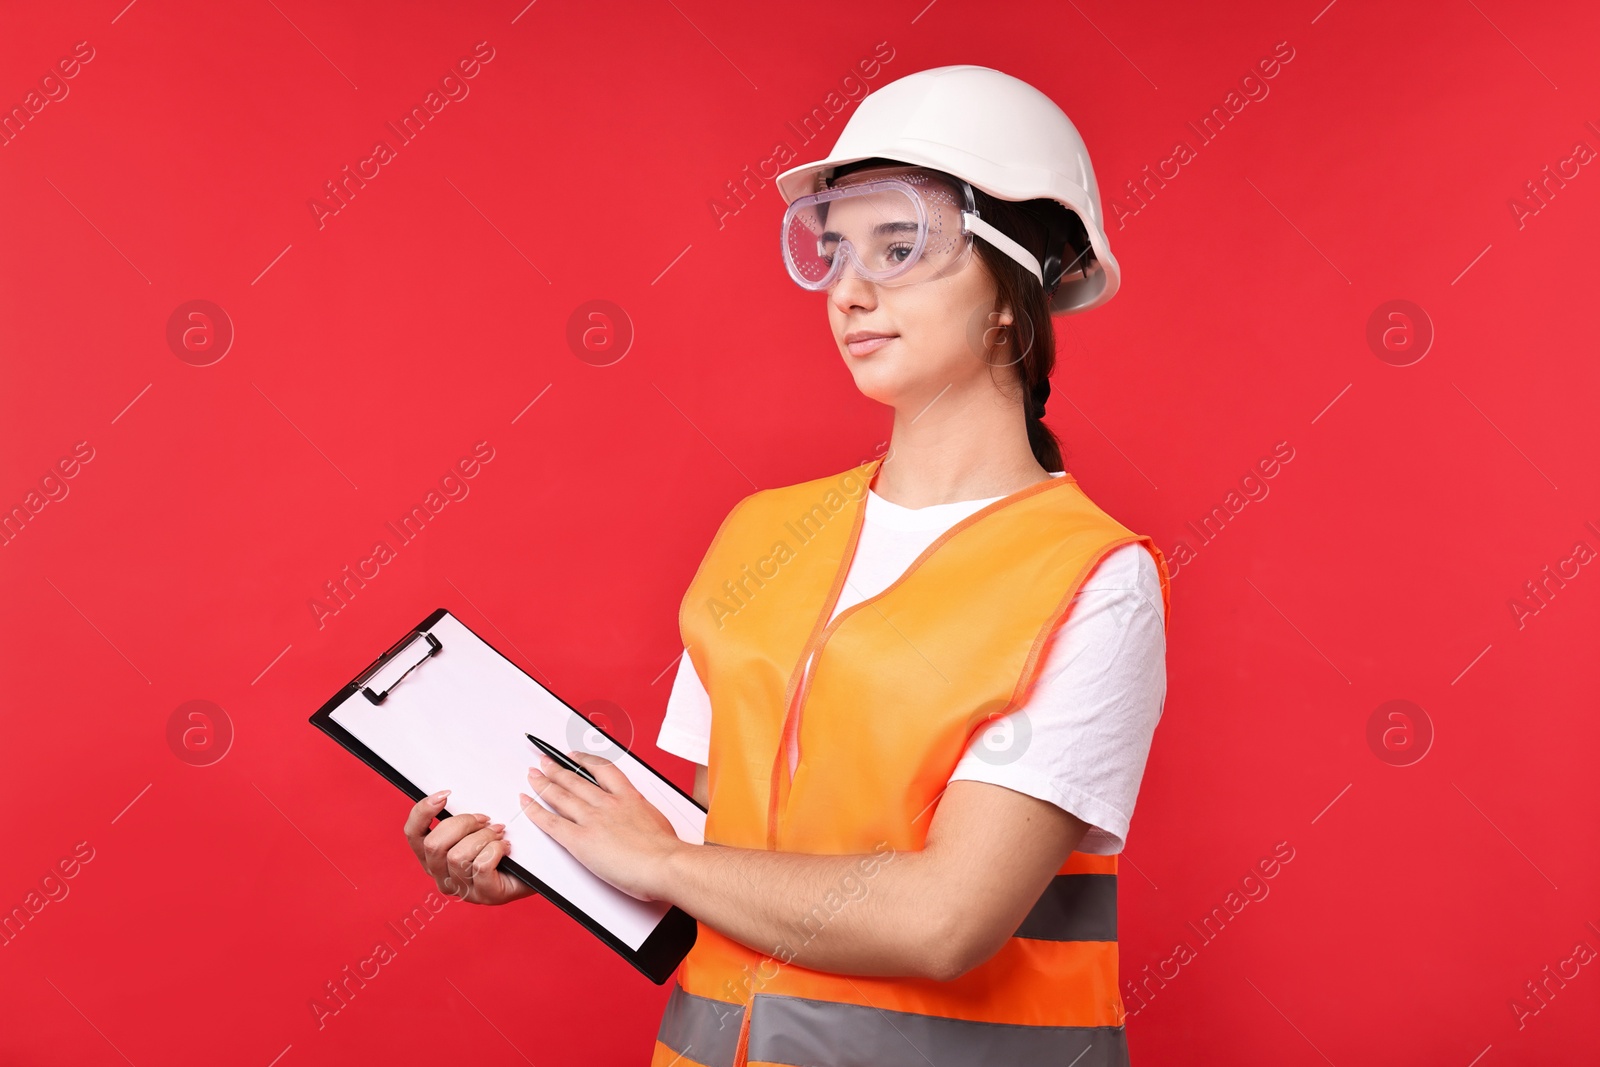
[465,836,512,888]
[418,808,494,882]
[404,792,532,906]
[442,820,506,897]
[530,751,625,801]
[527,761,592,812]
[403,790,454,861]
[569,751,631,793]
[518,790,571,845]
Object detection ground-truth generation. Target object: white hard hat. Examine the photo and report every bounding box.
[774,64,1120,316]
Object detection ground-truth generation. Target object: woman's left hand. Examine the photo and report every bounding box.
[518,751,684,902]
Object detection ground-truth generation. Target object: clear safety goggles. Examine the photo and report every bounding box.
[780,168,1046,293]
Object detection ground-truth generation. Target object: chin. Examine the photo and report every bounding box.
[845,371,908,409]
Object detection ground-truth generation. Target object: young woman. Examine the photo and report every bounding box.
[404,65,1170,1067]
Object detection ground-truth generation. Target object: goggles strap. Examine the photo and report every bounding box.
[962,210,1045,285]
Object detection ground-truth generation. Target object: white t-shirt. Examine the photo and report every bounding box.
[655,472,1168,854]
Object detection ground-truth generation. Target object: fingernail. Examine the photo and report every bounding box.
[490,823,505,832]
[477,813,490,822]
[430,790,450,802]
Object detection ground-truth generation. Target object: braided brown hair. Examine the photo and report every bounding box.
[964,186,1092,473]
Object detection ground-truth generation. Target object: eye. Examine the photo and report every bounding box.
[887,243,914,264]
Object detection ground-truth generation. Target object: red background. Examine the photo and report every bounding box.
[3,1,1597,1063]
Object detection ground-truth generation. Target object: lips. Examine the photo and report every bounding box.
[845,332,896,356]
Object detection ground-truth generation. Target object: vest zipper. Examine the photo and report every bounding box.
[765,478,876,851]
[733,993,753,1066]
[767,615,851,849]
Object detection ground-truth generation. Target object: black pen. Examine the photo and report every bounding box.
[525,733,601,787]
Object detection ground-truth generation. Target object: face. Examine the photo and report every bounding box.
[818,165,1012,416]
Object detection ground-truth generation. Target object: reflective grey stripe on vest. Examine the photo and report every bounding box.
[1015,872,1118,942]
[656,982,745,1067]
[748,995,1129,1067]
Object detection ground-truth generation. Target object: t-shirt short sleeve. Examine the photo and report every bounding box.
[655,648,712,766]
[949,542,1167,854]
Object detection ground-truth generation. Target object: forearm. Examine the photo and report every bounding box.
[660,840,951,980]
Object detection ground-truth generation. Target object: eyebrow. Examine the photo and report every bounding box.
[820,220,919,242]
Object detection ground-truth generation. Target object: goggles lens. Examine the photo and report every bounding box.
[782,172,972,292]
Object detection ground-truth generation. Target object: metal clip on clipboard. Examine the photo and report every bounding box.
[356,630,442,705]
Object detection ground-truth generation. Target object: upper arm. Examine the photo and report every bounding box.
[920,780,1090,981]
[917,546,1162,978]
[693,763,708,809]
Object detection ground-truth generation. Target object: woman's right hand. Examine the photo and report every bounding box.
[404,790,535,906]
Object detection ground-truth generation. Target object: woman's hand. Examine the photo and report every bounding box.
[403,791,535,906]
[519,751,685,902]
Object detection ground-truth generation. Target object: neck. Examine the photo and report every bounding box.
[872,387,1052,508]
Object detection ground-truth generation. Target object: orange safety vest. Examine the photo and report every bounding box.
[652,456,1170,1067]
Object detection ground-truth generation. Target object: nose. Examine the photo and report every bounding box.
[827,242,880,312]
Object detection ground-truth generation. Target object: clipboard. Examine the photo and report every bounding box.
[308,607,704,984]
